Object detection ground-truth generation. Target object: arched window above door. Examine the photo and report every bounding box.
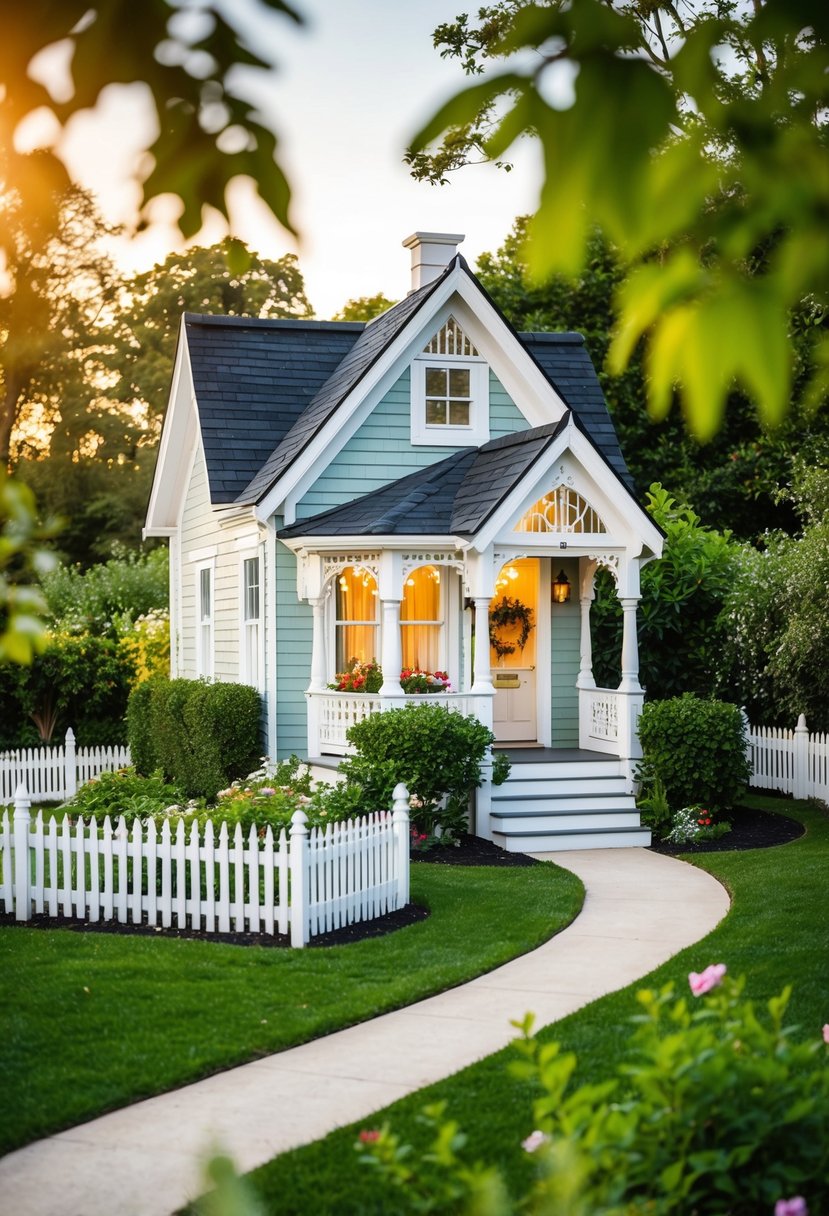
[515,487,606,534]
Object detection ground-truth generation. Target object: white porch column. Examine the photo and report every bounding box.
[576,590,596,690]
[619,597,642,693]
[308,598,327,692]
[471,598,495,694]
[379,599,404,698]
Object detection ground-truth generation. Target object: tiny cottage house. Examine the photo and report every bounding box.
[145,233,663,850]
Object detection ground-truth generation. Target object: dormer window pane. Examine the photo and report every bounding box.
[423,366,472,428]
[449,368,470,396]
[449,400,470,425]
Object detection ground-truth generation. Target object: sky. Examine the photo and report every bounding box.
[40,0,542,318]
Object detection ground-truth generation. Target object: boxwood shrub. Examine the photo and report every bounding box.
[127,678,262,799]
[637,693,750,812]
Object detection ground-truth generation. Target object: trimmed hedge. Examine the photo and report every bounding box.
[637,693,750,812]
[127,678,262,799]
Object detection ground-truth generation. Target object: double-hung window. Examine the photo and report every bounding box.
[400,565,444,672]
[241,555,262,688]
[196,563,214,678]
[411,316,489,446]
[334,566,379,674]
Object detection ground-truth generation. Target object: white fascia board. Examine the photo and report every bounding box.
[473,427,571,552]
[567,427,663,556]
[263,272,574,529]
[278,534,468,555]
[145,318,198,532]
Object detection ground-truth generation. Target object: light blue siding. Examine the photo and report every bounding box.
[550,558,580,746]
[297,368,529,518]
[275,526,311,759]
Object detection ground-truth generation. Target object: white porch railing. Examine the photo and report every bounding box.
[308,690,490,756]
[747,714,829,802]
[1,783,411,948]
[0,729,130,805]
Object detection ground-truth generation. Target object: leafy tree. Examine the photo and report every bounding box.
[41,546,169,638]
[411,0,829,438]
[332,294,397,322]
[476,218,827,538]
[0,471,57,664]
[718,458,829,731]
[109,239,313,433]
[0,0,302,248]
[592,485,739,698]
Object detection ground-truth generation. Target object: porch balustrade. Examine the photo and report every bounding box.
[579,686,644,788]
[307,689,490,756]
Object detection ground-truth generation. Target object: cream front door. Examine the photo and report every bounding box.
[493,667,537,741]
[489,557,539,744]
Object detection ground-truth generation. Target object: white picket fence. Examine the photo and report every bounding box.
[0,729,130,805]
[0,784,410,947]
[747,714,829,802]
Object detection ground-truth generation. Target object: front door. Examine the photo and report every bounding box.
[490,558,538,743]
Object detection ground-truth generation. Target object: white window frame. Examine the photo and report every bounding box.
[239,551,264,689]
[195,559,214,679]
[411,355,490,447]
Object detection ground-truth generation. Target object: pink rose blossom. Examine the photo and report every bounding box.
[358,1129,380,1144]
[688,963,727,996]
[775,1198,808,1216]
[822,1024,829,1044]
[522,1130,550,1153]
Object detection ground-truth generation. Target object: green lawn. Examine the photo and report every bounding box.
[236,794,829,1215]
[0,856,583,1154]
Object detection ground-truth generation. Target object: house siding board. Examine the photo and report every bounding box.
[275,539,311,760]
[550,559,580,747]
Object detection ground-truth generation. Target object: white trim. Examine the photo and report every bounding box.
[410,352,489,447]
[239,548,265,691]
[537,557,553,747]
[195,559,215,680]
[145,320,199,533]
[264,519,278,760]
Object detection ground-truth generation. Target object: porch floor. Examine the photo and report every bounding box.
[494,746,615,764]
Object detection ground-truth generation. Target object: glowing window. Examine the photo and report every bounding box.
[334,566,379,672]
[515,487,606,534]
[400,565,443,672]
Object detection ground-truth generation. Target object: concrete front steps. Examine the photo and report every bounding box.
[490,752,651,852]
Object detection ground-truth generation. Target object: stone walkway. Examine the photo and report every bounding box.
[0,848,729,1216]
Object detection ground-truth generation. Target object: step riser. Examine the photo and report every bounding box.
[492,812,643,832]
[500,778,629,797]
[493,830,652,852]
[493,795,637,814]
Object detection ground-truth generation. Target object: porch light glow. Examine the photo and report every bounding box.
[552,570,571,604]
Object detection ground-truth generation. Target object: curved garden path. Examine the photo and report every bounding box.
[0,847,729,1216]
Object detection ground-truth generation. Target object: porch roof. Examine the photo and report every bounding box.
[278,420,568,540]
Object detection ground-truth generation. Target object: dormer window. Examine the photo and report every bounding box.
[411,317,489,446]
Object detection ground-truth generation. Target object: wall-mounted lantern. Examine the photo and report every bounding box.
[551,569,571,604]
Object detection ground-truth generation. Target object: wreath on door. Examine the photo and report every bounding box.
[489,596,535,658]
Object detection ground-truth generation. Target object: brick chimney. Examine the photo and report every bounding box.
[402,231,465,291]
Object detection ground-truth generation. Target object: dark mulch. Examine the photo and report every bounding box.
[649,804,804,855]
[412,832,538,867]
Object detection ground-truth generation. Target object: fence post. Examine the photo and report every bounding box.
[289,809,309,948]
[64,728,77,799]
[13,784,32,922]
[392,783,410,908]
[793,713,809,800]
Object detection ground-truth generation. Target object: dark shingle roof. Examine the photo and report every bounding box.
[239,277,442,505]
[184,314,362,503]
[278,421,569,540]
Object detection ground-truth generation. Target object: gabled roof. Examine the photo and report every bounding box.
[178,258,634,511]
[278,421,568,540]
[184,314,362,503]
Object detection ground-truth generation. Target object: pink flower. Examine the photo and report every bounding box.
[358,1129,380,1144]
[688,963,727,996]
[822,1024,829,1044]
[259,787,276,797]
[521,1130,550,1153]
[775,1198,808,1216]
